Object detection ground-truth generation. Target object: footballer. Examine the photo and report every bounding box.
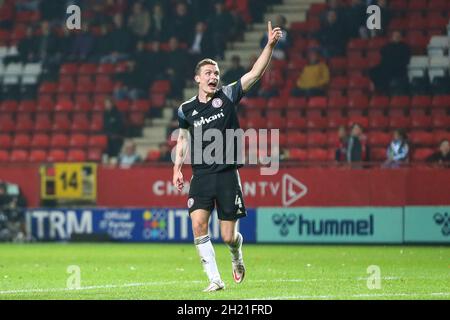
[173,21,282,292]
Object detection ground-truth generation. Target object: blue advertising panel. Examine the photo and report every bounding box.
[26,208,256,243]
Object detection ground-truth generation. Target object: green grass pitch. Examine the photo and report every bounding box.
[0,243,449,300]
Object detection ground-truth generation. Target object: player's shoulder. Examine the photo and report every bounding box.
[178,96,197,115]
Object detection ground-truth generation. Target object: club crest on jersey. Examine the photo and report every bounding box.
[212,98,223,108]
[187,198,194,208]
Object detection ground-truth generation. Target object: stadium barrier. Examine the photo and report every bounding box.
[26,206,449,244]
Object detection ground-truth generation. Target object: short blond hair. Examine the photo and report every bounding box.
[194,58,218,75]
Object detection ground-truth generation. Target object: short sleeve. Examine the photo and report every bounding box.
[177,104,189,129]
[222,79,244,104]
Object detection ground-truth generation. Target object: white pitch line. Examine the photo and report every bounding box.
[251,292,450,300]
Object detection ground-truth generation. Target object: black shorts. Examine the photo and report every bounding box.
[187,169,247,221]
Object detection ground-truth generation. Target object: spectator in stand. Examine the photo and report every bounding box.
[17,27,37,63]
[222,55,246,85]
[118,140,142,168]
[347,123,370,163]
[317,10,347,58]
[100,14,133,63]
[149,2,169,41]
[103,97,125,158]
[114,60,149,100]
[426,139,450,167]
[291,48,330,97]
[335,125,348,162]
[321,0,345,25]
[345,0,366,39]
[128,1,151,41]
[165,37,190,99]
[169,2,194,44]
[384,129,409,167]
[39,0,65,24]
[35,21,59,64]
[188,21,213,66]
[260,15,290,60]
[159,143,173,163]
[208,0,234,60]
[70,23,95,61]
[147,41,167,81]
[93,24,112,62]
[229,9,246,42]
[369,31,411,94]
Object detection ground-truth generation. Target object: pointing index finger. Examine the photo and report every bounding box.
[268,21,272,33]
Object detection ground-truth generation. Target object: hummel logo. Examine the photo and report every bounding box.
[192,110,198,116]
[272,213,297,236]
[434,212,450,236]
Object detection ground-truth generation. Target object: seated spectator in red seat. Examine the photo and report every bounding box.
[165,37,190,99]
[369,31,411,94]
[345,0,366,39]
[103,97,125,158]
[222,55,246,85]
[149,3,169,41]
[168,2,194,44]
[291,49,330,97]
[18,27,38,63]
[317,10,347,58]
[260,15,290,60]
[118,140,142,168]
[335,125,348,162]
[347,123,370,163]
[100,14,133,63]
[70,23,95,61]
[426,139,450,167]
[384,129,409,167]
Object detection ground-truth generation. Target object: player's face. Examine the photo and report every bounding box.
[197,64,220,95]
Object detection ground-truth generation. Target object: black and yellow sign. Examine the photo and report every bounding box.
[40,163,97,202]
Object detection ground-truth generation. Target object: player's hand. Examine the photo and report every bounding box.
[267,21,283,48]
[173,170,184,192]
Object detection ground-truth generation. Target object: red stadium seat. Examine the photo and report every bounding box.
[240,97,266,110]
[348,95,369,110]
[17,100,37,113]
[328,96,348,110]
[12,134,31,149]
[433,131,449,144]
[34,114,52,132]
[97,63,115,74]
[306,132,327,147]
[31,134,50,149]
[286,117,307,129]
[306,117,327,130]
[74,101,92,113]
[371,147,387,161]
[411,96,432,110]
[29,149,47,163]
[287,97,307,109]
[288,148,307,161]
[0,150,9,162]
[327,116,347,129]
[69,134,88,148]
[47,149,67,162]
[55,100,74,112]
[90,114,104,132]
[410,115,432,129]
[329,76,348,92]
[150,80,171,94]
[131,100,150,113]
[390,96,411,109]
[431,95,450,109]
[0,115,15,133]
[52,113,71,133]
[348,75,371,91]
[267,97,287,110]
[129,112,146,127]
[307,148,329,161]
[10,149,29,162]
[369,131,391,147]
[432,115,450,129]
[267,116,285,129]
[0,100,18,112]
[60,63,78,75]
[369,116,389,130]
[78,63,97,75]
[409,131,434,146]
[412,148,434,161]
[246,117,266,129]
[150,93,166,108]
[88,135,108,150]
[389,116,411,129]
[36,98,54,113]
[71,114,90,132]
[0,134,12,149]
[87,148,103,162]
[15,114,34,132]
[147,149,161,162]
[115,100,130,112]
[307,97,327,109]
[287,132,307,146]
[51,134,70,149]
[67,149,87,162]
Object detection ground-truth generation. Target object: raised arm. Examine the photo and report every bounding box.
[172,128,189,191]
[240,21,283,92]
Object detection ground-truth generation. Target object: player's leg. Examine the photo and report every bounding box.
[216,169,247,283]
[220,219,245,283]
